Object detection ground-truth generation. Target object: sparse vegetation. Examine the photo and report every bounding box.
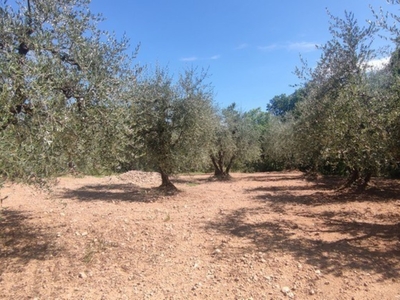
[0,1,399,298]
[1,0,400,189]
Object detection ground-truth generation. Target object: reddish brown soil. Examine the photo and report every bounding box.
[0,171,399,299]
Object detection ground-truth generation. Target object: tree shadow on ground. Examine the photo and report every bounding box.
[59,183,164,203]
[171,175,212,185]
[247,178,400,207]
[205,207,400,279]
[239,172,306,182]
[0,208,62,276]
[250,185,322,193]
[207,175,400,279]
[301,174,400,197]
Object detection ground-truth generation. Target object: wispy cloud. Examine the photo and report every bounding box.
[257,41,318,53]
[180,55,220,62]
[287,42,317,52]
[258,44,279,51]
[235,43,249,50]
[180,56,198,62]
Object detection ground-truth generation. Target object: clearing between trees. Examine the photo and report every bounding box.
[0,171,399,299]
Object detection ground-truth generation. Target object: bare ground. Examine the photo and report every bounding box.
[0,171,399,300]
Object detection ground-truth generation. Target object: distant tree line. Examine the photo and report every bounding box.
[1,0,400,191]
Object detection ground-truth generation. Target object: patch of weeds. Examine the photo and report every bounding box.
[186,182,199,187]
[82,237,113,264]
[163,213,171,222]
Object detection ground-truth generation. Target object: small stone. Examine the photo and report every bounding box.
[309,289,315,295]
[81,231,88,236]
[281,286,295,298]
[213,249,221,254]
[191,282,202,290]
[315,269,322,275]
[78,272,87,279]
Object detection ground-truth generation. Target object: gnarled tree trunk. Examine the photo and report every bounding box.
[211,154,223,176]
[343,167,360,189]
[159,168,178,191]
[210,152,233,179]
[339,167,372,191]
[358,171,372,191]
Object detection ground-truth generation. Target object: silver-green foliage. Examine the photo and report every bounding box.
[262,115,296,170]
[129,67,217,188]
[0,0,137,182]
[294,11,392,181]
[210,103,261,176]
[372,0,400,171]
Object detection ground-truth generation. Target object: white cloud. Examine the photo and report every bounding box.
[366,57,390,71]
[210,55,220,60]
[180,56,198,62]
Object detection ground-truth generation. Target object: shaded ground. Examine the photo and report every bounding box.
[0,171,399,299]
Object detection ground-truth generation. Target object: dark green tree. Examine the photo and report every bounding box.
[267,88,305,118]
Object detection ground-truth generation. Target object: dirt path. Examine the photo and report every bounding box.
[1,171,399,299]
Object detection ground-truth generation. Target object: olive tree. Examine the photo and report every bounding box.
[371,0,400,176]
[130,67,217,191]
[294,10,391,188]
[261,115,296,171]
[210,103,261,178]
[0,0,137,183]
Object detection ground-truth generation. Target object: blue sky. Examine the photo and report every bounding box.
[90,0,398,111]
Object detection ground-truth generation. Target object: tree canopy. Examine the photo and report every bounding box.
[0,0,138,184]
[210,103,261,178]
[129,67,216,190]
[1,0,400,193]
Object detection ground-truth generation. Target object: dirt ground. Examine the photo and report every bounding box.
[0,171,399,300]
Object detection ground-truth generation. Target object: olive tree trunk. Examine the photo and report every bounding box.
[159,168,178,191]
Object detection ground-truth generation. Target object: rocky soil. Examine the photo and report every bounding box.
[0,171,399,299]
